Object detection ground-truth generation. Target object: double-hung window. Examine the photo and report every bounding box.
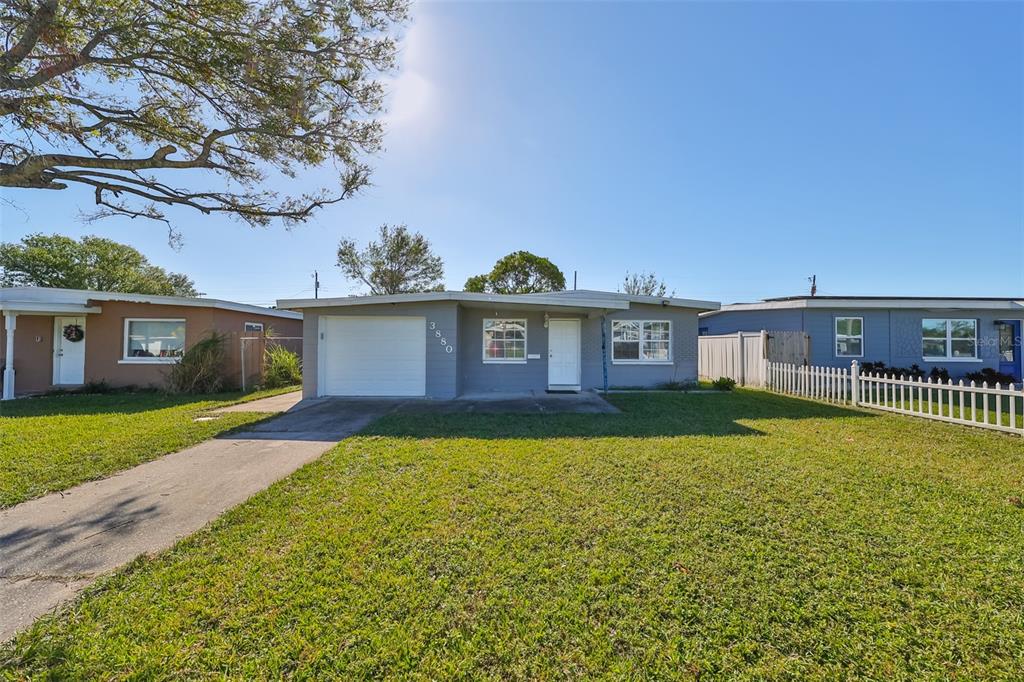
[835,317,863,357]
[922,318,977,361]
[612,320,671,362]
[483,319,526,362]
[122,319,186,362]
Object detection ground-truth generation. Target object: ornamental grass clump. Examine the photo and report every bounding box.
[165,332,227,394]
[262,345,302,389]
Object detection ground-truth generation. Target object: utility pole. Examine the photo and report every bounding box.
[573,270,577,290]
[808,274,817,297]
[314,270,320,299]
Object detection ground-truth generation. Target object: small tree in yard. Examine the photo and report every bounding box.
[0,0,408,238]
[336,224,445,295]
[621,271,673,297]
[464,251,566,294]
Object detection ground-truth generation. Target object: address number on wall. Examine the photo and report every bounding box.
[429,321,454,354]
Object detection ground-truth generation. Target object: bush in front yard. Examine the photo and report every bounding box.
[262,345,302,389]
[165,332,227,394]
[711,376,736,391]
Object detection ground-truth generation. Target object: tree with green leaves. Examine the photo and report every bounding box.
[621,271,674,297]
[0,233,199,295]
[464,251,566,294]
[336,224,445,296]
[0,0,407,237]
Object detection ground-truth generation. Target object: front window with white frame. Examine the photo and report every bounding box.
[244,321,264,333]
[922,318,977,360]
[483,319,526,362]
[835,317,863,357]
[123,319,186,362]
[612,320,671,362]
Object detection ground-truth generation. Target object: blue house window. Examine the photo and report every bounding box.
[922,319,977,361]
[612,320,671,363]
[835,317,863,358]
[483,319,527,363]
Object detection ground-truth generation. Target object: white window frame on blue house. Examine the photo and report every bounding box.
[922,318,980,362]
[834,316,864,358]
[611,320,672,364]
[482,318,527,364]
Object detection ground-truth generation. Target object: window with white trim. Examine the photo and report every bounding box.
[922,318,977,360]
[835,317,863,357]
[244,322,264,333]
[123,319,186,362]
[612,320,671,362]
[483,319,526,362]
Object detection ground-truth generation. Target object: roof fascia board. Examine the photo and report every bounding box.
[702,298,1024,316]
[0,287,300,319]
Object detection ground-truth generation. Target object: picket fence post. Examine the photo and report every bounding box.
[850,361,860,407]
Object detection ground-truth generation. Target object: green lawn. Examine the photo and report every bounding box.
[4,391,1024,679]
[0,387,297,507]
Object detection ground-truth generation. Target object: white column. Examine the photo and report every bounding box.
[2,312,15,401]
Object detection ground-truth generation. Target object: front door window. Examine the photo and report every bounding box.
[998,321,1021,381]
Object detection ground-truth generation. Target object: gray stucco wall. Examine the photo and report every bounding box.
[301,301,703,397]
[460,303,701,393]
[459,308,559,393]
[583,304,700,389]
[299,301,459,399]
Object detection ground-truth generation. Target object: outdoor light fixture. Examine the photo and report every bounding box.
[544,312,550,328]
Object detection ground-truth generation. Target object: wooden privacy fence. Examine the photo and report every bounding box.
[699,330,809,387]
[240,335,303,391]
[766,360,1024,437]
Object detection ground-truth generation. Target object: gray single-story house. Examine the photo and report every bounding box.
[277,289,719,398]
[699,296,1024,381]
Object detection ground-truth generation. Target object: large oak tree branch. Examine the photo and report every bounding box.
[0,0,408,231]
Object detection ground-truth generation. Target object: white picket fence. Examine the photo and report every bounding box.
[767,362,850,404]
[766,360,1024,436]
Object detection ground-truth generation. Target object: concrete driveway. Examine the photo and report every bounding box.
[0,396,402,641]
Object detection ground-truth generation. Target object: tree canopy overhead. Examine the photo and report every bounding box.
[0,0,408,235]
[336,224,445,296]
[0,232,200,295]
[464,251,566,294]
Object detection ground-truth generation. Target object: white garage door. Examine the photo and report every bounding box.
[320,316,426,396]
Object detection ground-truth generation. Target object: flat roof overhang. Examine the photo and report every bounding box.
[1,302,103,315]
[277,291,633,312]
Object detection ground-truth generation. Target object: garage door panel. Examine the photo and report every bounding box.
[321,316,425,396]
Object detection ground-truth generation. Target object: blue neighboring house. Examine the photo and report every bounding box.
[699,296,1024,381]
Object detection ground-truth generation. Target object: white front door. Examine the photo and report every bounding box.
[548,319,581,389]
[53,316,86,385]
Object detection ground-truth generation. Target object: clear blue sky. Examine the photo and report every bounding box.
[2,1,1022,305]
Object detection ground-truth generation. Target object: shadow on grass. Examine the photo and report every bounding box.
[0,392,251,419]
[364,390,875,439]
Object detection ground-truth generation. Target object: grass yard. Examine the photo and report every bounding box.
[0,387,297,507]
[3,391,1024,679]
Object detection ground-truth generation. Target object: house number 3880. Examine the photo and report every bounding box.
[429,321,454,353]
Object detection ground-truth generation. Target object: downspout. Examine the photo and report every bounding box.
[601,313,608,394]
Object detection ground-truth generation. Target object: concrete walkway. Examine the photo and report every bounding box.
[0,398,399,641]
[214,389,304,414]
